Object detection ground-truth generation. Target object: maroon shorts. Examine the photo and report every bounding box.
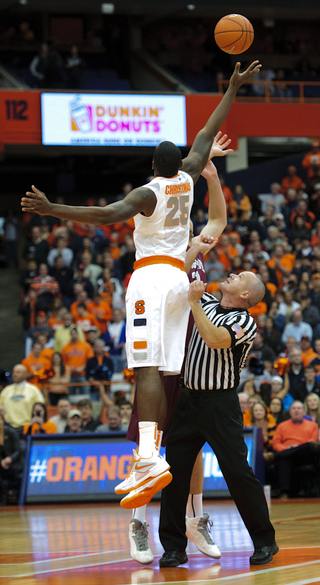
[126,374,184,447]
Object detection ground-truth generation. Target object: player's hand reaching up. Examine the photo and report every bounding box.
[201,132,233,179]
[188,280,206,304]
[229,60,261,89]
[21,185,52,216]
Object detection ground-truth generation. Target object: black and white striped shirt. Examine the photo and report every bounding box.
[184,292,256,391]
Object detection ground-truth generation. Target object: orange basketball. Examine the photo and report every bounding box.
[214,14,254,55]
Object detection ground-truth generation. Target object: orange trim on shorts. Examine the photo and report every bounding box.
[134,255,184,272]
[133,341,147,349]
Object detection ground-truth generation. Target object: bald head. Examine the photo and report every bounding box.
[12,364,28,384]
[247,275,266,308]
[219,271,266,309]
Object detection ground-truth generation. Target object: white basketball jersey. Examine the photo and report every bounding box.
[134,171,194,263]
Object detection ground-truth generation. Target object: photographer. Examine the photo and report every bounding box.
[23,402,57,435]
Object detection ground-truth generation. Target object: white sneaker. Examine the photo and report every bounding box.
[129,519,154,564]
[120,469,172,509]
[115,450,170,495]
[186,513,221,559]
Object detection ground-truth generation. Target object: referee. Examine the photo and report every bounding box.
[159,272,278,567]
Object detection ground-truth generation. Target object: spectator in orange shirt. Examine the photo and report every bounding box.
[267,245,295,288]
[70,289,89,321]
[37,332,55,363]
[23,402,57,435]
[22,341,52,390]
[300,335,317,367]
[75,303,100,340]
[229,184,252,221]
[47,305,68,332]
[113,217,135,245]
[280,165,305,195]
[215,233,239,270]
[272,401,319,498]
[301,140,320,178]
[87,292,112,334]
[289,199,315,231]
[61,327,94,397]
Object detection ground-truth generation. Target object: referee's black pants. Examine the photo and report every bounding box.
[159,388,275,552]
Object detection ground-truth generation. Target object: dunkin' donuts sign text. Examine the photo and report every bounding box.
[41,93,187,146]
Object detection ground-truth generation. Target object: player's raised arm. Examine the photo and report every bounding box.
[21,185,157,224]
[182,60,261,183]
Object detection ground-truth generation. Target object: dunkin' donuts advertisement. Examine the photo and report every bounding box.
[41,93,187,146]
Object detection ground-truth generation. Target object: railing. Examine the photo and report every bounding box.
[218,79,320,103]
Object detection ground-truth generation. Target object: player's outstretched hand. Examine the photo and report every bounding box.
[21,185,52,216]
[188,280,206,304]
[229,60,261,89]
[201,132,233,179]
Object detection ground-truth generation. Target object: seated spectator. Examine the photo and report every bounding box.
[250,401,276,451]
[61,327,94,397]
[259,183,285,216]
[87,292,112,335]
[20,259,38,294]
[75,303,100,340]
[310,338,320,377]
[86,338,113,402]
[49,255,74,300]
[215,233,239,271]
[23,402,57,435]
[288,347,305,398]
[71,265,94,300]
[64,409,82,433]
[54,312,85,353]
[278,290,301,324]
[250,331,276,364]
[103,309,127,372]
[263,374,294,410]
[281,309,313,345]
[25,310,54,355]
[264,316,284,355]
[0,365,45,433]
[48,397,71,433]
[300,295,320,333]
[36,332,55,362]
[97,267,115,306]
[295,365,320,402]
[80,252,103,290]
[118,400,133,426]
[22,341,52,389]
[290,199,315,232]
[268,300,286,331]
[30,263,60,312]
[302,140,320,179]
[267,245,296,289]
[47,303,68,333]
[77,398,101,431]
[280,165,305,195]
[22,226,49,266]
[47,234,74,268]
[96,406,127,433]
[269,397,286,426]
[238,392,251,426]
[272,401,320,499]
[300,337,317,367]
[304,393,320,430]
[87,327,101,347]
[47,352,70,405]
[119,235,135,279]
[204,249,225,283]
[229,185,251,221]
[70,289,89,321]
[0,413,23,505]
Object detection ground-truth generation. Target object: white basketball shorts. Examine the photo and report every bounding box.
[125,263,190,374]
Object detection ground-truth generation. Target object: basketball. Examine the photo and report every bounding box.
[214,14,254,55]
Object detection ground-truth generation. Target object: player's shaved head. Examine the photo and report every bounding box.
[153,141,182,178]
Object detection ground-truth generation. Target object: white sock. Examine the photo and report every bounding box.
[132,505,147,524]
[138,421,157,458]
[186,493,203,518]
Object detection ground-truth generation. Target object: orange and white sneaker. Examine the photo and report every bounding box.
[120,469,172,509]
[115,451,170,495]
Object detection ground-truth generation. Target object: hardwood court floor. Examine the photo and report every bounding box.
[0,499,319,585]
